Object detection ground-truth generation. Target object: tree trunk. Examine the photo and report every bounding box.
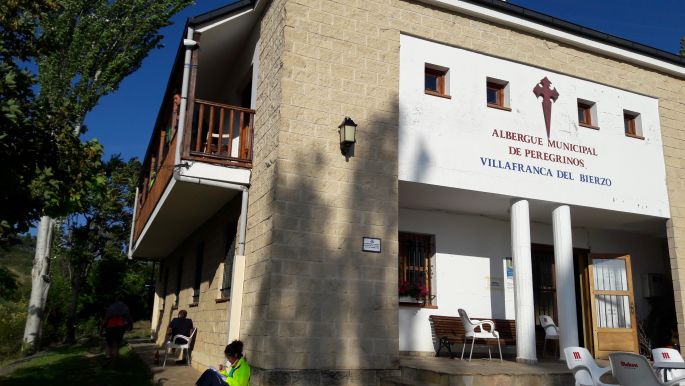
[22,216,54,353]
[65,272,82,345]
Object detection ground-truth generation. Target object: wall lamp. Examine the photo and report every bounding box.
[339,117,357,155]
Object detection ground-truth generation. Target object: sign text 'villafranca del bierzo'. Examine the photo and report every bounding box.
[481,128,611,186]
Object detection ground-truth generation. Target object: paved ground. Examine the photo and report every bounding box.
[400,355,617,384]
[400,355,571,375]
[130,342,200,386]
[128,344,613,386]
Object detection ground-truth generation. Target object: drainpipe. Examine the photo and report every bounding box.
[175,27,197,166]
[128,187,140,259]
[173,172,249,256]
[173,171,249,343]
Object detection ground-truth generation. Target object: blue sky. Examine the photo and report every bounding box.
[83,0,684,161]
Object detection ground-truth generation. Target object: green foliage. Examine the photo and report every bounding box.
[45,157,155,344]
[0,345,153,385]
[0,0,193,246]
[0,1,56,245]
[0,267,19,300]
[37,0,194,127]
[0,298,27,363]
[0,235,33,362]
[0,0,105,246]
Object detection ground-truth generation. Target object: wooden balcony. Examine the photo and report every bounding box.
[184,99,254,168]
[133,97,254,246]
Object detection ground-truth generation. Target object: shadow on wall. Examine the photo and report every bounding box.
[242,93,400,381]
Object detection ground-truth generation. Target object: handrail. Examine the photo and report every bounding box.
[185,100,254,166]
[194,99,255,114]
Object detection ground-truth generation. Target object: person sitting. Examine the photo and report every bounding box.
[166,309,194,363]
[167,309,194,343]
[196,340,251,386]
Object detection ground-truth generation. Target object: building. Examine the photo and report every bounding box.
[129,0,685,384]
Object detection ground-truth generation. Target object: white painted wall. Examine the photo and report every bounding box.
[399,34,669,218]
[182,161,251,185]
[398,207,668,353]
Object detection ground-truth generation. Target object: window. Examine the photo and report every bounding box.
[424,64,450,99]
[577,99,598,129]
[623,110,644,139]
[220,224,238,300]
[174,257,184,308]
[398,232,435,306]
[192,243,204,304]
[486,77,510,111]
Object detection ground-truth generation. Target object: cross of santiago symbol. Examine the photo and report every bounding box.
[533,77,559,138]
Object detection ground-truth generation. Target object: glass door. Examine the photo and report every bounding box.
[589,255,638,358]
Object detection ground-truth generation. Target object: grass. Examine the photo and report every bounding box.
[0,344,153,386]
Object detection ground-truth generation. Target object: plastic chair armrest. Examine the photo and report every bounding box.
[475,320,496,333]
[665,375,685,386]
[170,334,190,344]
[597,365,612,376]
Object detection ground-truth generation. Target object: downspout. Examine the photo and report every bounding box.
[172,171,249,343]
[172,172,249,254]
[175,26,197,166]
[128,187,140,259]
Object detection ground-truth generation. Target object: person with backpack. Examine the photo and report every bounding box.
[101,299,132,365]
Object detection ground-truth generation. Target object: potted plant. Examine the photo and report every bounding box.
[398,280,430,304]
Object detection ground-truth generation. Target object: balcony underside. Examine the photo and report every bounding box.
[132,176,243,259]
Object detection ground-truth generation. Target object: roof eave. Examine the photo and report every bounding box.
[188,0,256,27]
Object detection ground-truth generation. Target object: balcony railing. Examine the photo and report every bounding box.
[185,99,254,168]
[133,97,254,244]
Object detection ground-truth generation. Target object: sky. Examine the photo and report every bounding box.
[82,0,685,161]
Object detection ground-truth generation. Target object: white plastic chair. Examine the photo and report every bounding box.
[206,132,232,154]
[564,347,617,386]
[457,308,502,362]
[653,348,685,383]
[609,352,685,386]
[163,327,197,368]
[539,315,560,358]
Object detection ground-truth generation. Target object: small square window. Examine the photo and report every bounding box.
[623,110,644,139]
[424,64,450,99]
[577,99,598,129]
[486,77,510,111]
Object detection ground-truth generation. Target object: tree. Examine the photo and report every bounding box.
[22,0,193,352]
[0,1,55,245]
[681,37,684,56]
[53,156,139,344]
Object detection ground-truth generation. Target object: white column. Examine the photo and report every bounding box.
[553,205,579,357]
[511,199,537,364]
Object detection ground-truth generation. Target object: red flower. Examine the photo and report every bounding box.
[398,280,429,299]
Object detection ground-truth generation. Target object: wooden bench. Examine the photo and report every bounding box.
[429,315,517,358]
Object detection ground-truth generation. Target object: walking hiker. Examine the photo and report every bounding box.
[101,299,132,365]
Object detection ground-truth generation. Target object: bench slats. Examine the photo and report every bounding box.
[429,315,517,349]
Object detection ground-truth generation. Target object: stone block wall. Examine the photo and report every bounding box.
[152,198,242,370]
[240,0,286,369]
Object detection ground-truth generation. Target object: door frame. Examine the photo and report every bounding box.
[530,244,590,352]
[587,254,639,359]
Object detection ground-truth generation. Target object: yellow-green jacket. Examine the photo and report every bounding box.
[219,357,250,386]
